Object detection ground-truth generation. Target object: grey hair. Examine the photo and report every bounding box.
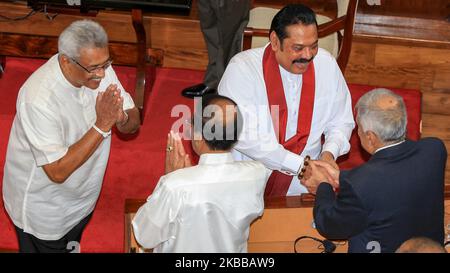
[58,19,108,60]
[355,88,407,144]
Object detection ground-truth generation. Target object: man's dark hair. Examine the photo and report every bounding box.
[270,4,318,44]
[193,93,243,151]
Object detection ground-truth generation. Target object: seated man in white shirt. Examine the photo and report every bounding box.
[218,4,355,197]
[132,94,270,253]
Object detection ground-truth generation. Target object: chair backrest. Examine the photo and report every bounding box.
[337,84,422,170]
[243,0,358,73]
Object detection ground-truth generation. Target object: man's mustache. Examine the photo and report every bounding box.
[292,56,314,64]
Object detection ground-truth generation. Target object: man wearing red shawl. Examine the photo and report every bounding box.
[218,4,355,197]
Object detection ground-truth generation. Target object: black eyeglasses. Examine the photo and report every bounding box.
[71,57,113,74]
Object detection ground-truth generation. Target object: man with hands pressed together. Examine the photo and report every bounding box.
[302,88,446,253]
[2,19,139,253]
[132,94,270,252]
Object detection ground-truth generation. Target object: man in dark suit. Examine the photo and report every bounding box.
[302,88,447,253]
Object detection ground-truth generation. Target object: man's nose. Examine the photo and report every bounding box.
[302,47,313,60]
[94,68,106,78]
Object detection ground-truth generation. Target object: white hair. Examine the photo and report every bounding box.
[58,19,108,60]
[355,88,407,144]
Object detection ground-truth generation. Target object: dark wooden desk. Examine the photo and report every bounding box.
[124,194,345,253]
[0,4,168,123]
[125,185,450,253]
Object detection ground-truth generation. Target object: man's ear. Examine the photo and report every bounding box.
[193,130,205,144]
[269,31,280,51]
[366,131,379,147]
[59,54,71,65]
[192,136,208,154]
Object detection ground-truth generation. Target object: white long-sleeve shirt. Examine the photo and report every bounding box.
[218,46,355,195]
[132,153,270,253]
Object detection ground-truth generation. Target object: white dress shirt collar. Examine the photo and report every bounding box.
[374,140,406,154]
[132,155,269,253]
[279,64,301,83]
[53,55,82,96]
[198,152,234,165]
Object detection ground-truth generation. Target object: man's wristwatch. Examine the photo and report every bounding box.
[93,124,112,138]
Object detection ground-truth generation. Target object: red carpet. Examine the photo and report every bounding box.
[0,57,421,252]
[0,57,202,252]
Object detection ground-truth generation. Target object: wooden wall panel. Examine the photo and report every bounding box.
[346,42,376,64]
[433,64,450,91]
[162,47,207,70]
[422,92,450,116]
[146,17,203,49]
[0,2,206,71]
[422,113,450,183]
[358,0,449,19]
[422,114,450,141]
[345,61,435,92]
[0,8,136,43]
[374,45,450,67]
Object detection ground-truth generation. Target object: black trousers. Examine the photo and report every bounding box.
[14,213,93,253]
[198,0,251,89]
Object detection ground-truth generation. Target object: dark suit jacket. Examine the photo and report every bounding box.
[313,138,447,253]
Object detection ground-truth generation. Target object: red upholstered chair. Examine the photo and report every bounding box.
[337,84,422,170]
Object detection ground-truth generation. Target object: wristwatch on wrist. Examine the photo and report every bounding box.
[93,124,112,138]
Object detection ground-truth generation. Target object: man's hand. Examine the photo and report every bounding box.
[301,160,340,194]
[310,160,340,187]
[300,160,325,194]
[115,101,128,127]
[164,131,192,174]
[320,151,339,170]
[95,84,123,132]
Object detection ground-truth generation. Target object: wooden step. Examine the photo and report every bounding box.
[354,13,450,49]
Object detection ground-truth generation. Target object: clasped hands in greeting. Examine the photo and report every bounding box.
[299,152,340,195]
[95,84,128,131]
[164,131,192,174]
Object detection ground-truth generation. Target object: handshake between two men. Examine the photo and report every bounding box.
[163,127,342,196]
[299,155,340,195]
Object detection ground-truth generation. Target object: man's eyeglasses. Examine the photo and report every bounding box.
[71,57,113,74]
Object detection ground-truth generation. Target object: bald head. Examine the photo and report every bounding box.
[206,97,237,130]
[356,88,407,145]
[194,94,243,151]
[376,94,400,109]
[396,237,447,253]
